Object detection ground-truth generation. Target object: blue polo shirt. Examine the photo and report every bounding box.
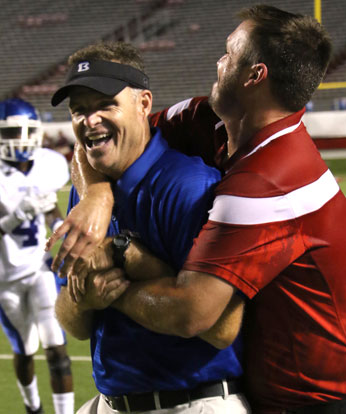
[67,128,243,395]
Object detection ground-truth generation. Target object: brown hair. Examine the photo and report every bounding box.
[68,41,145,72]
[237,4,332,111]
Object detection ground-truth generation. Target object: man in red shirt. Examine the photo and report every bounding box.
[48,5,346,414]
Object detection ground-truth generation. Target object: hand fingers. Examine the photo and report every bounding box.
[45,221,71,252]
[54,231,103,276]
[51,228,81,273]
[103,268,126,282]
[58,241,97,279]
[67,273,77,303]
[68,273,84,303]
[100,269,129,303]
[103,278,130,303]
[70,257,89,294]
[76,273,86,295]
[67,259,88,300]
[59,235,116,279]
[57,255,78,278]
[92,268,126,293]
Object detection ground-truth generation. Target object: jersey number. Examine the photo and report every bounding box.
[12,220,39,247]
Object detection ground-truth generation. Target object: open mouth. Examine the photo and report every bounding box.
[85,133,113,149]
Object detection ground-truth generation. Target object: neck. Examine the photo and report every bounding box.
[223,104,294,158]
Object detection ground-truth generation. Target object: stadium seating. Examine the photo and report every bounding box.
[0,0,345,121]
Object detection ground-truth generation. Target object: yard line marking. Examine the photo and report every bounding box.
[0,354,91,361]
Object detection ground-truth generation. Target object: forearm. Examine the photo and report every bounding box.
[121,246,243,347]
[72,142,113,203]
[112,277,191,336]
[112,270,235,339]
[55,286,94,340]
[124,239,176,280]
[46,144,114,275]
[119,243,188,333]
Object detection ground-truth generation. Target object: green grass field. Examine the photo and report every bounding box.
[325,159,346,195]
[1,159,345,414]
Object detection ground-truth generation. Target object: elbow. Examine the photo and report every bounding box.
[207,334,237,349]
[178,326,201,339]
[60,320,92,341]
[61,322,91,341]
[172,306,223,339]
[57,321,91,341]
[176,315,215,339]
[212,326,240,349]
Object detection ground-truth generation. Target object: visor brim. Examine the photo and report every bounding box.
[51,77,128,106]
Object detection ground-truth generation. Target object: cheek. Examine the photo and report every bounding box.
[72,121,83,142]
[219,62,231,82]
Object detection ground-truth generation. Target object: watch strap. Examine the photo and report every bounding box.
[112,234,131,267]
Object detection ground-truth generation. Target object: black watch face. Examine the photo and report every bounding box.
[114,235,129,249]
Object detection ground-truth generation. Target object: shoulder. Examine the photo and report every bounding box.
[220,131,327,198]
[156,150,221,187]
[211,139,336,226]
[150,97,210,124]
[145,151,220,213]
[150,97,223,167]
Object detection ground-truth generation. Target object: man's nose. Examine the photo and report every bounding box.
[84,111,102,128]
[217,55,225,66]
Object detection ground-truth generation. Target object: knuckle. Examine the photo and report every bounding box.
[69,252,80,260]
[57,245,69,256]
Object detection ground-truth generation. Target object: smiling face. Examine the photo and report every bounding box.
[209,20,254,119]
[69,86,152,179]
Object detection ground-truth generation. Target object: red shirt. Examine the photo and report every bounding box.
[150,96,228,169]
[182,109,346,412]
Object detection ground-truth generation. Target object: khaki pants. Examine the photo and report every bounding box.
[76,393,251,414]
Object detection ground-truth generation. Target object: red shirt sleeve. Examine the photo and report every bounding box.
[149,96,227,169]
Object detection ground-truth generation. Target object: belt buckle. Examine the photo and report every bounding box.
[105,395,130,412]
[105,396,116,410]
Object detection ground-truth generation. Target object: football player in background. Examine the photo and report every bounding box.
[0,98,74,414]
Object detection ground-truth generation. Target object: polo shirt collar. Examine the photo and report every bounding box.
[226,108,306,169]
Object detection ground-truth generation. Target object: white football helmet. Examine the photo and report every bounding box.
[0,98,43,162]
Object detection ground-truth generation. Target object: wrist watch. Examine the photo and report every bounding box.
[112,234,131,267]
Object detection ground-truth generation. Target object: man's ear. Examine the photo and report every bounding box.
[138,89,152,118]
[244,63,268,87]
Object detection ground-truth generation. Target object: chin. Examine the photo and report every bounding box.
[208,87,218,110]
[86,156,106,173]
[209,94,223,119]
[210,82,226,112]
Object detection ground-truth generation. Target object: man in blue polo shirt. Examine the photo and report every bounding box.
[52,41,249,414]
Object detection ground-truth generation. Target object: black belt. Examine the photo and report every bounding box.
[104,379,242,412]
[283,399,346,414]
